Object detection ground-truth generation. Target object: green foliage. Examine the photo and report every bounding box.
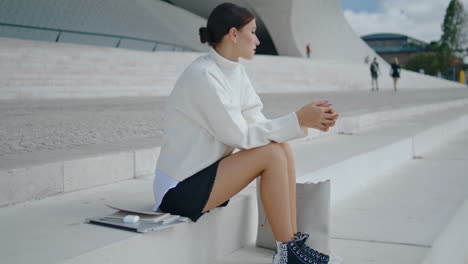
[404,52,441,76]
[405,42,429,50]
[429,41,441,50]
[400,0,466,79]
[441,0,466,53]
[436,0,467,78]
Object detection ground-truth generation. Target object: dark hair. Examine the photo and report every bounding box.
[199,3,254,47]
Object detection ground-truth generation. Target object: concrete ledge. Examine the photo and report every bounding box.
[0,143,161,207]
[296,98,468,142]
[422,197,468,264]
[294,106,468,205]
[0,162,63,206]
[64,188,257,264]
[413,114,468,156]
[0,178,257,264]
[134,147,161,178]
[331,159,468,245]
[63,151,134,192]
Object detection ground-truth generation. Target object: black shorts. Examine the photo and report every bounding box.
[159,158,230,222]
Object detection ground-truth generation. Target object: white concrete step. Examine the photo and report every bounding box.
[0,59,193,75]
[422,196,468,264]
[292,104,468,205]
[0,85,172,99]
[330,132,468,264]
[0,53,167,65]
[212,130,468,264]
[209,243,275,264]
[0,56,195,70]
[0,177,258,264]
[0,62,180,75]
[419,133,468,264]
[0,73,175,79]
[0,37,196,63]
[0,77,175,86]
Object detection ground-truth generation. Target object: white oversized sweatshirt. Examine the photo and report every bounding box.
[156,48,307,184]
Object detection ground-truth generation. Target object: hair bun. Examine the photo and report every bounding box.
[199,27,211,44]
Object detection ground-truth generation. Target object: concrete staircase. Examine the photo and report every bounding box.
[1,38,468,264]
[1,37,465,100]
[1,102,468,264]
[0,37,199,99]
[2,95,468,208]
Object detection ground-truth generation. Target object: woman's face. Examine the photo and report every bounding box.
[236,19,260,60]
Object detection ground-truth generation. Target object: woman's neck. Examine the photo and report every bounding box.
[215,44,239,62]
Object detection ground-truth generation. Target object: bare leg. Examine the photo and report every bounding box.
[393,78,398,91]
[203,143,294,242]
[279,142,297,234]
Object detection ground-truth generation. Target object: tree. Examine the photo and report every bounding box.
[440,0,466,53]
[406,1,467,79]
[439,0,467,80]
[405,52,441,76]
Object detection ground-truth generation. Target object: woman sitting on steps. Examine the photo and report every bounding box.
[153,3,339,264]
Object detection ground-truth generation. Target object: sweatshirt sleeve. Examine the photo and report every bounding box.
[241,72,268,124]
[191,70,307,150]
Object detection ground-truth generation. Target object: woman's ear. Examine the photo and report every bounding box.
[228,27,238,44]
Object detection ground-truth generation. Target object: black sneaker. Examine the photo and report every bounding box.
[293,233,330,264]
[272,235,325,264]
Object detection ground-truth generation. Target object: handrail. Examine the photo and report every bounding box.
[0,22,196,52]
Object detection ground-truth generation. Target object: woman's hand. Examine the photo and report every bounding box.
[296,101,339,132]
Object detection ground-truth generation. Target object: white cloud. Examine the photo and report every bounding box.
[343,0,468,42]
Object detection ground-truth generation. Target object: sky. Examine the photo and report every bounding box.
[341,0,468,43]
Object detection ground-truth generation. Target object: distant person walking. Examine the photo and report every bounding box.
[370,57,380,91]
[390,57,401,91]
[306,43,311,58]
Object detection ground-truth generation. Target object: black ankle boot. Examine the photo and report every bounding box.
[273,234,329,264]
[293,233,329,264]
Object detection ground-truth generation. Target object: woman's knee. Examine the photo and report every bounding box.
[258,142,287,167]
[279,142,292,153]
[279,142,296,175]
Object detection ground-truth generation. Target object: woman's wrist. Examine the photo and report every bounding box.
[295,111,304,127]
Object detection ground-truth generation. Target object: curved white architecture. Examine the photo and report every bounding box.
[0,0,465,98]
[0,0,208,52]
[169,0,466,90]
[170,0,378,62]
